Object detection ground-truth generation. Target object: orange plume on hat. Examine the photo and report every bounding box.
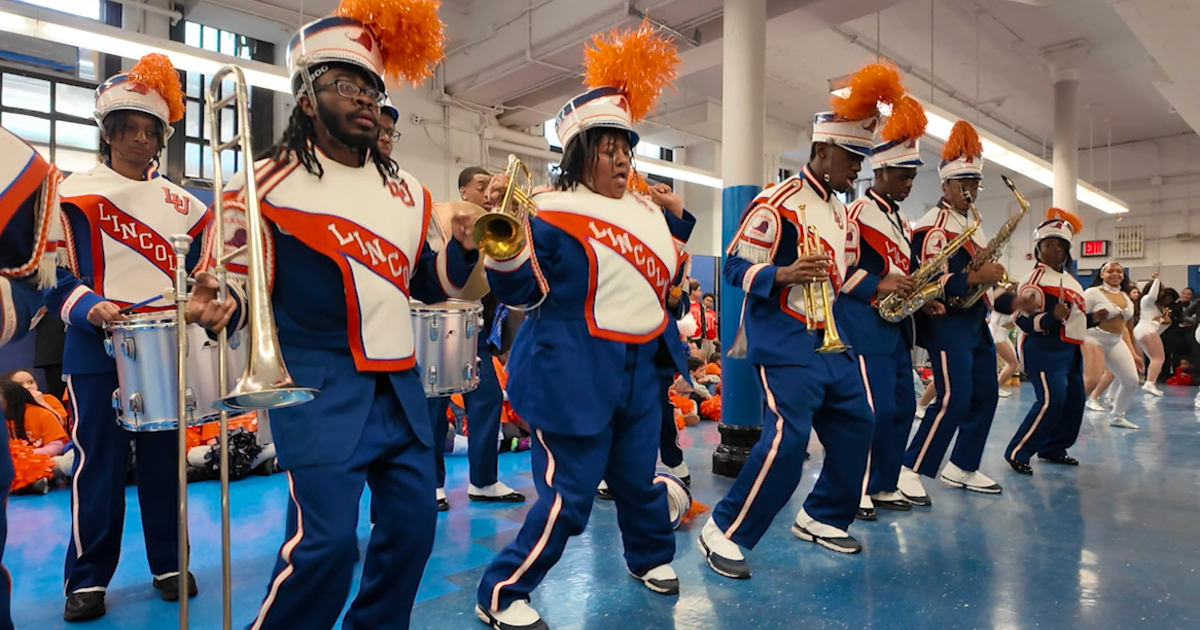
[1047,206,1084,234]
[628,170,651,194]
[881,95,928,143]
[830,62,906,122]
[941,120,983,162]
[583,19,680,122]
[335,0,446,87]
[127,53,184,123]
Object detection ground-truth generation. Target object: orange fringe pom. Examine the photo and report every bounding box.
[830,63,905,122]
[881,95,928,143]
[699,396,721,421]
[9,440,54,491]
[127,53,184,123]
[583,19,680,122]
[680,497,709,525]
[941,120,983,162]
[1046,207,1084,234]
[336,0,446,87]
[628,170,651,194]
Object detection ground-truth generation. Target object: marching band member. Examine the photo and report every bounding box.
[1082,262,1142,429]
[0,124,63,630]
[42,54,207,622]
[474,23,691,630]
[190,2,475,628]
[698,69,895,575]
[899,121,1012,505]
[427,166,525,511]
[839,77,928,520]
[377,97,399,157]
[1005,209,1087,473]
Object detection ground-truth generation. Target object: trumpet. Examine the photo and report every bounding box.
[798,205,850,354]
[473,155,538,260]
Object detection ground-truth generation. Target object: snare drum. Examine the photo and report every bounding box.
[105,312,248,432]
[410,299,483,397]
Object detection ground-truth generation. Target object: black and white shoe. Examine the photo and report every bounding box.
[898,467,932,507]
[468,482,526,503]
[698,519,751,579]
[595,480,613,501]
[940,463,1002,494]
[629,564,679,595]
[792,510,862,554]
[64,591,105,622]
[153,572,198,601]
[869,491,912,512]
[436,488,450,512]
[1007,459,1033,475]
[856,495,877,521]
[475,601,549,630]
[668,463,691,487]
[1038,454,1079,466]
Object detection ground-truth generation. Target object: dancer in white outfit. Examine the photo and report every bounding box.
[1082,262,1143,429]
[1133,275,1176,397]
[989,310,1019,398]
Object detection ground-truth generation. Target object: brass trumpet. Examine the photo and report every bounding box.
[798,205,850,354]
[473,155,538,260]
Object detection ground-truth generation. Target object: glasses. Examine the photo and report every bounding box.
[380,129,401,142]
[318,79,385,106]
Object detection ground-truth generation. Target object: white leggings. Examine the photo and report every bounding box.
[1085,328,1138,415]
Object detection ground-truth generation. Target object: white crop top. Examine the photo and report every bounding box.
[1083,286,1135,321]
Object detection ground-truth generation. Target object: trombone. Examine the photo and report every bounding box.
[797,205,850,354]
[167,64,320,630]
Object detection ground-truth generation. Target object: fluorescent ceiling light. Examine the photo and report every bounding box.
[830,85,1128,214]
[638,156,723,189]
[0,3,290,93]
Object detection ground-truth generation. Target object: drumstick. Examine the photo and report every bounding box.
[118,290,172,315]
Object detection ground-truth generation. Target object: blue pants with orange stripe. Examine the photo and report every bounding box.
[64,371,181,593]
[247,381,435,630]
[1,436,13,630]
[1006,347,1085,464]
[859,349,918,495]
[476,348,674,613]
[711,353,875,548]
[904,341,999,477]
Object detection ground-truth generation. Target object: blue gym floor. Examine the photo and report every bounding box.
[8,385,1198,629]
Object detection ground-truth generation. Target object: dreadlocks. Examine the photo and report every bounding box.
[554,128,631,192]
[261,100,398,186]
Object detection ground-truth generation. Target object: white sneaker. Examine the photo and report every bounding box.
[1110,414,1139,430]
[668,462,690,483]
[698,518,750,579]
[791,509,862,553]
[998,388,1012,398]
[628,563,679,594]
[1085,398,1106,412]
[897,467,931,506]
[475,600,548,630]
[939,463,1002,494]
[1141,382,1164,397]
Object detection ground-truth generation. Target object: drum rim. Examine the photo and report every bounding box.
[105,311,178,330]
[410,298,484,313]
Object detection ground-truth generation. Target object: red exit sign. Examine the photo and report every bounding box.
[1081,240,1110,257]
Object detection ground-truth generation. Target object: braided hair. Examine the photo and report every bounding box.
[99,110,165,167]
[261,68,398,186]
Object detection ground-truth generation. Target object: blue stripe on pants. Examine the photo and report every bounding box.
[247,383,435,630]
[712,353,874,548]
[64,372,180,592]
[1007,347,1085,463]
[477,345,674,612]
[859,349,917,495]
[904,342,999,478]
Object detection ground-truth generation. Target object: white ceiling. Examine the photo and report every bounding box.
[194,0,1193,156]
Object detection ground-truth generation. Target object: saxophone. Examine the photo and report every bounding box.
[948,175,1031,309]
[876,201,981,323]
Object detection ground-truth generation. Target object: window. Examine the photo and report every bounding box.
[17,0,102,19]
[177,21,256,182]
[0,70,100,173]
[777,168,795,183]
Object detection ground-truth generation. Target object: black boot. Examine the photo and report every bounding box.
[64,591,106,622]
[153,572,199,602]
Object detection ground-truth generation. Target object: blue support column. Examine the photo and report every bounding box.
[712,0,767,477]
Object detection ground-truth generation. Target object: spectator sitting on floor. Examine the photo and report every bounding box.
[2,380,72,491]
[2,369,69,432]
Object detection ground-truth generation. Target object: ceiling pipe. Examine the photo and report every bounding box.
[110,0,182,24]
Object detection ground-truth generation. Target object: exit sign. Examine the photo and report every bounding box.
[1081,240,1110,258]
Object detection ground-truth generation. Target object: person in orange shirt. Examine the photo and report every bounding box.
[3,380,70,493]
[2,369,69,432]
